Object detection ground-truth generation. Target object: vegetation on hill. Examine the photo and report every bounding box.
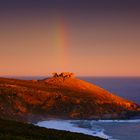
[0,119,105,140]
[0,76,139,122]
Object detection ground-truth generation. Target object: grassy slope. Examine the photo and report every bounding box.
[0,119,105,140]
[0,77,139,122]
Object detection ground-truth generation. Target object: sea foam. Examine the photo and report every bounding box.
[36,120,115,140]
[36,119,140,140]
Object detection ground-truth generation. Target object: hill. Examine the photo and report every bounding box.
[0,73,140,122]
[0,119,104,140]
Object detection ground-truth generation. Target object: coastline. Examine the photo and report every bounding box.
[35,120,114,140]
[35,119,140,140]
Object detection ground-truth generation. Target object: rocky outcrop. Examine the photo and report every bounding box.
[52,72,74,78]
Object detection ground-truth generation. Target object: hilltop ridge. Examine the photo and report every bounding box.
[0,73,140,122]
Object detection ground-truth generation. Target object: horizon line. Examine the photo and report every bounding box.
[1,75,140,78]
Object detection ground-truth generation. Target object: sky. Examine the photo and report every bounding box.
[0,0,140,76]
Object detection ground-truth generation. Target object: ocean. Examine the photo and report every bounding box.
[80,77,140,105]
[10,76,140,140]
[78,77,140,140]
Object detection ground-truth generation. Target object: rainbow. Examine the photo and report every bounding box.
[52,15,69,69]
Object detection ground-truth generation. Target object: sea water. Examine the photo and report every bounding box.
[80,77,140,105]
[78,77,140,140]
[13,76,140,140]
[36,119,140,140]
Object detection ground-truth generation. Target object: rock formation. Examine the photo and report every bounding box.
[52,72,74,78]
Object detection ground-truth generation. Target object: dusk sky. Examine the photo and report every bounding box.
[0,0,140,76]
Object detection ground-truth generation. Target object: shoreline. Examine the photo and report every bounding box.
[35,119,140,140]
[35,120,115,140]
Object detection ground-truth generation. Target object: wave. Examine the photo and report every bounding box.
[35,119,140,140]
[90,119,140,123]
[35,120,115,140]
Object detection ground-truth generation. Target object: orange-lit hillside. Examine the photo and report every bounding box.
[0,73,139,122]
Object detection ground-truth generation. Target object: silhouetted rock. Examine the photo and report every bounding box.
[52,72,74,78]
